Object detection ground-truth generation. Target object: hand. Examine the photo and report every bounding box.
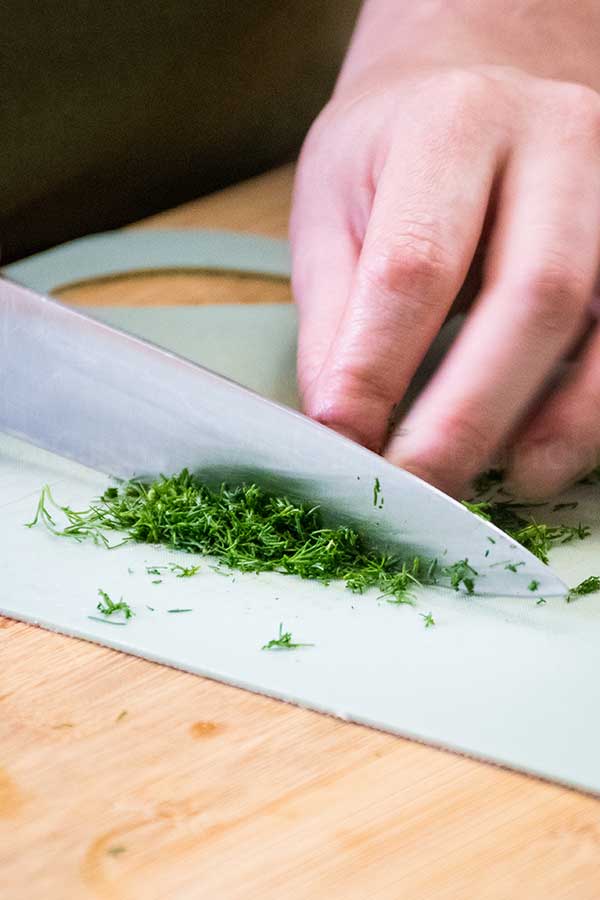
[291,3,600,500]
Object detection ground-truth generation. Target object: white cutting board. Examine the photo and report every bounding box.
[1,303,600,794]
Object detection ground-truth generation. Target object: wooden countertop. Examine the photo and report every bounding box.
[2,164,599,900]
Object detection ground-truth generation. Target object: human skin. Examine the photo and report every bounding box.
[290,0,600,500]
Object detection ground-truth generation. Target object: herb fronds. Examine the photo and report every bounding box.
[443,559,478,594]
[30,471,448,602]
[262,623,313,650]
[528,580,539,592]
[97,589,133,620]
[566,576,600,603]
[420,612,435,628]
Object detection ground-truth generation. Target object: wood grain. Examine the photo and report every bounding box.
[2,164,600,900]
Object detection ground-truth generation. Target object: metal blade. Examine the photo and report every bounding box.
[0,277,567,598]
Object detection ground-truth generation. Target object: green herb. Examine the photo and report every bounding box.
[166,608,193,613]
[566,576,600,603]
[146,563,200,578]
[29,471,447,602]
[170,563,200,578]
[528,580,539,592]
[420,612,435,628]
[107,846,126,856]
[152,579,162,584]
[146,605,155,612]
[97,589,133,620]
[262,623,313,650]
[505,562,525,572]
[461,500,492,521]
[536,598,546,605]
[373,477,384,508]
[443,559,478,594]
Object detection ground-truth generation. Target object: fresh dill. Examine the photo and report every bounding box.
[443,559,478,594]
[262,623,313,650]
[166,608,193,613]
[146,563,200,578]
[461,500,492,521]
[420,612,435,628]
[97,589,133,620]
[528,580,540,592]
[373,477,384,508]
[171,563,200,578]
[566,576,600,603]
[536,598,546,605]
[29,471,449,602]
[505,562,525,572]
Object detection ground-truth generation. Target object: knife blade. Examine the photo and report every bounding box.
[0,277,568,598]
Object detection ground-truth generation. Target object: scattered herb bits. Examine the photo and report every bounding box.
[262,623,313,651]
[420,612,435,628]
[566,576,600,603]
[96,589,133,620]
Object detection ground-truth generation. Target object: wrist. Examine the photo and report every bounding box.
[338,0,600,94]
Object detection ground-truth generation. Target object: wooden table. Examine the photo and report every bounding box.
[2,165,600,900]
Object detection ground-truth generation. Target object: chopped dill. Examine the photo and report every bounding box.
[443,559,478,594]
[167,608,193,613]
[536,598,546,605]
[566,576,600,603]
[262,623,313,650]
[29,471,449,601]
[420,612,435,628]
[171,563,200,578]
[146,563,200,578]
[373,477,384,508]
[528,580,540,592]
[97,589,133,620]
[107,846,126,857]
[505,562,525,572]
[461,500,492,521]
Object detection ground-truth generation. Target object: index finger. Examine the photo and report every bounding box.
[302,130,501,452]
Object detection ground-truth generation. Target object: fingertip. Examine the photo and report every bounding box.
[506,438,596,501]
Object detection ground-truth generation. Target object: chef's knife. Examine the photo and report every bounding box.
[0,277,568,597]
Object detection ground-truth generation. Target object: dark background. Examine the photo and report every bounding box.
[1,1,360,262]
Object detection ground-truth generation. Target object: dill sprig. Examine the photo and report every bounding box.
[262,623,313,650]
[469,473,592,565]
[96,589,133,620]
[420,612,435,628]
[566,576,600,603]
[443,559,478,594]
[29,470,446,603]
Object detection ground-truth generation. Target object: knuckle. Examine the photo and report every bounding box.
[517,263,588,334]
[438,68,491,112]
[362,228,452,300]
